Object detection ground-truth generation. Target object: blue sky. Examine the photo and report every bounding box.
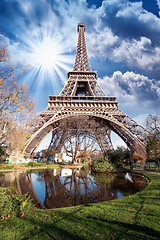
[0,0,160,148]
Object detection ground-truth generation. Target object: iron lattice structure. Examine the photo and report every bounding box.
[48,116,114,154]
[23,23,148,157]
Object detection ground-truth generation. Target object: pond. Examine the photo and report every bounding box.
[0,168,147,209]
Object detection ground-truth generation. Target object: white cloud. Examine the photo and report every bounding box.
[87,27,119,59]
[98,71,160,113]
[133,113,148,127]
[3,0,160,73]
[111,37,160,70]
[156,0,160,16]
[116,1,143,18]
[157,0,160,8]
[20,1,32,14]
[85,1,160,71]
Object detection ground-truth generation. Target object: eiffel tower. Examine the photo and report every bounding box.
[23,23,148,157]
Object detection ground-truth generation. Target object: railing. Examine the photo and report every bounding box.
[49,96,117,101]
[132,162,160,172]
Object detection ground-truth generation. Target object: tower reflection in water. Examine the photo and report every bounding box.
[0,168,147,209]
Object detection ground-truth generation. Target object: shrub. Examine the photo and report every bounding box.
[108,147,130,169]
[92,155,117,173]
[27,161,39,167]
[132,152,146,162]
[0,188,35,219]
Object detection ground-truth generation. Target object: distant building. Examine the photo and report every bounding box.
[54,152,72,163]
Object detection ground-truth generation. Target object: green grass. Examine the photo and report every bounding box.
[0,163,62,171]
[0,172,160,240]
[0,165,14,170]
[0,162,88,171]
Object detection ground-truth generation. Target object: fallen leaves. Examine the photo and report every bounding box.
[0,215,10,221]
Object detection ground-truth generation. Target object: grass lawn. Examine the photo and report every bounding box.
[0,162,87,172]
[0,163,60,171]
[0,172,160,240]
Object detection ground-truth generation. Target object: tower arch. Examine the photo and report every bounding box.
[24,111,146,157]
[23,23,148,157]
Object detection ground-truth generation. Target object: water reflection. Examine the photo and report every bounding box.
[0,168,147,209]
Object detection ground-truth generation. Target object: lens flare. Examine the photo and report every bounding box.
[21,34,74,106]
[32,37,63,70]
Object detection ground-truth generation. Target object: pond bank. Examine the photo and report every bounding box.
[0,172,160,240]
[1,169,147,209]
[0,163,83,172]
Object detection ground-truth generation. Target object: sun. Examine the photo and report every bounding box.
[23,34,74,96]
[32,37,61,70]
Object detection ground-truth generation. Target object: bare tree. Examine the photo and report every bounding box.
[50,116,113,163]
[0,40,35,158]
[145,114,160,163]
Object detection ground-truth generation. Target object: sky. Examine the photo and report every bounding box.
[0,0,160,150]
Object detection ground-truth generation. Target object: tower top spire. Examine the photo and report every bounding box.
[73,23,91,72]
[77,23,85,32]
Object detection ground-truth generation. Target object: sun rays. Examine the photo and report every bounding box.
[20,33,74,108]
[31,37,66,71]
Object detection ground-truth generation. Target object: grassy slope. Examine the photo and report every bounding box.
[0,172,160,240]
